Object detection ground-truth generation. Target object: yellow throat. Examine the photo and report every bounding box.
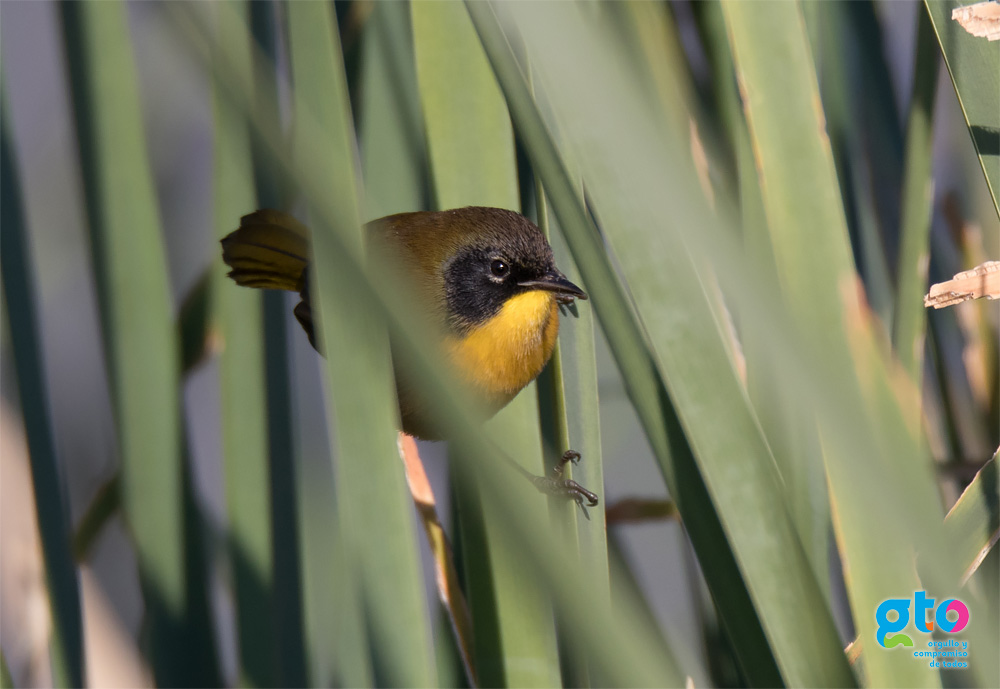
[445,290,560,408]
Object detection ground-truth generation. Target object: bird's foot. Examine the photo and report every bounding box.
[530,450,600,519]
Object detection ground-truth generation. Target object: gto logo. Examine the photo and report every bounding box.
[875,591,969,648]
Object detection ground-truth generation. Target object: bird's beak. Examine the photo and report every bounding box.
[518,271,588,300]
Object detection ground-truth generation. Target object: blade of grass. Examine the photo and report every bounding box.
[723,2,950,685]
[527,56,609,683]
[965,544,1000,687]
[244,3,310,685]
[412,0,519,208]
[212,2,277,686]
[1,79,84,689]
[691,0,744,165]
[698,0,832,602]
[170,6,366,684]
[472,3,857,686]
[893,6,940,386]
[738,106,831,604]
[848,1,906,278]
[59,2,189,682]
[358,0,427,219]
[941,450,1000,586]
[611,1,694,144]
[546,222,606,580]
[925,0,1000,218]
[616,1,736,206]
[810,0,895,330]
[535,178,607,688]
[176,432,224,686]
[356,6,476,682]
[286,3,437,685]
[411,3,561,686]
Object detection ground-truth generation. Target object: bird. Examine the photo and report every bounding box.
[221,206,598,507]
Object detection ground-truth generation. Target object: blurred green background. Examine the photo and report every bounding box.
[0,1,997,687]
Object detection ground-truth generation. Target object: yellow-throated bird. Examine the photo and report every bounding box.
[221,206,597,506]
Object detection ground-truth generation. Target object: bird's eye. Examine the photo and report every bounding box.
[490,259,509,278]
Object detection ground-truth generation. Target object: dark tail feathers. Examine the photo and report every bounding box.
[220,209,310,291]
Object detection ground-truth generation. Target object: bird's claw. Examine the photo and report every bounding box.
[530,450,599,519]
[559,450,581,469]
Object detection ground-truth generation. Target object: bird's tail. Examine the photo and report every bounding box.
[221,209,310,291]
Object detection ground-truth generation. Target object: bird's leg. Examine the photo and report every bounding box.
[529,450,600,519]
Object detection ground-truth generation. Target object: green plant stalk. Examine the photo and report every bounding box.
[925,0,1000,219]
[893,5,940,384]
[412,3,561,685]
[526,63,606,564]
[212,2,277,686]
[533,193,571,482]
[286,3,437,686]
[540,185,609,560]
[1,81,85,689]
[59,1,187,681]
[521,55,574,689]
[535,179,607,688]
[528,63,610,681]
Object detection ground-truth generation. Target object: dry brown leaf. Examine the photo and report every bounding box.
[0,404,52,688]
[952,1,1000,41]
[81,568,152,688]
[924,260,1000,308]
[1,404,151,689]
[605,497,678,525]
[396,433,477,687]
[845,637,863,665]
[689,117,714,208]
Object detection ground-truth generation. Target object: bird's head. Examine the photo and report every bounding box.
[437,207,587,334]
